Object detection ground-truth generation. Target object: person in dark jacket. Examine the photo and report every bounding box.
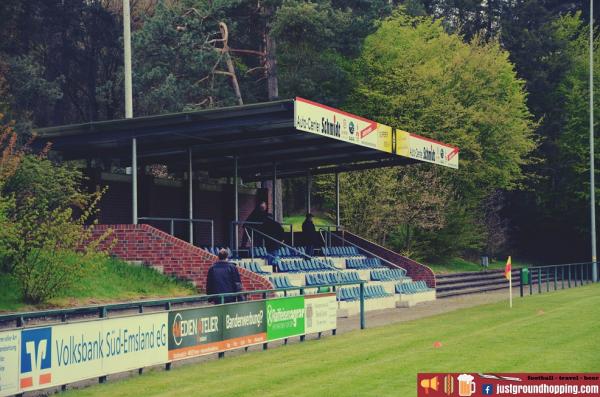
[206,249,243,304]
[242,201,267,248]
[261,213,285,252]
[302,213,322,256]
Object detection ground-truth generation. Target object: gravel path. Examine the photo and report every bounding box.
[337,287,522,332]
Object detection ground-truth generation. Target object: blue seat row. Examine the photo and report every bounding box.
[273,246,306,257]
[305,271,363,286]
[336,285,392,301]
[276,258,334,272]
[321,246,360,256]
[238,262,270,275]
[204,246,232,257]
[395,281,432,294]
[251,246,269,258]
[346,258,386,269]
[371,268,407,281]
[270,276,295,289]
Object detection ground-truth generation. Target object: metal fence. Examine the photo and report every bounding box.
[139,216,214,247]
[1,283,366,396]
[519,262,596,297]
[0,282,367,330]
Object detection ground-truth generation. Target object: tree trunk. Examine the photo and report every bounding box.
[265,33,278,100]
[262,3,278,101]
[219,22,243,105]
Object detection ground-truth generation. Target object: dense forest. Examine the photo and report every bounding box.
[0,0,598,264]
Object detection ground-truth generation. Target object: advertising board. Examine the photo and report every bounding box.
[304,294,337,334]
[396,130,459,169]
[0,295,338,396]
[294,97,393,154]
[266,296,305,341]
[168,301,266,361]
[0,331,19,397]
[2,312,168,396]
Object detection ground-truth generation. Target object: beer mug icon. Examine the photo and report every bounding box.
[457,374,476,396]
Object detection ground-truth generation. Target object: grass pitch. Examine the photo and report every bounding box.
[67,284,600,397]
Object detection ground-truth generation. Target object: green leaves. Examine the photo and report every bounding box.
[0,121,111,303]
[339,12,535,260]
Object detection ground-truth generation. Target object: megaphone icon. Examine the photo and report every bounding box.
[420,376,439,394]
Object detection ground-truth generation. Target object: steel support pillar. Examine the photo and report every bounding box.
[234,157,239,252]
[131,138,138,224]
[335,172,340,227]
[307,172,312,213]
[188,148,193,244]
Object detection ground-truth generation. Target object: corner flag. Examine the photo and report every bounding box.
[505,256,512,280]
[505,256,512,308]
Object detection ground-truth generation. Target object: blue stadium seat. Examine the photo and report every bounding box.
[395,281,432,294]
[270,276,294,289]
[370,268,408,281]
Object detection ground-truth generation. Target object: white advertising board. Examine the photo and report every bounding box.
[304,294,337,334]
[0,331,19,397]
[13,312,167,395]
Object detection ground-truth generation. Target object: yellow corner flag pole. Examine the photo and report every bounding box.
[505,256,513,308]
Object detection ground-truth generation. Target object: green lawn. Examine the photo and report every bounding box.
[426,257,535,274]
[67,284,600,397]
[283,214,334,232]
[0,256,196,313]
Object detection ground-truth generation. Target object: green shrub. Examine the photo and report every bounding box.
[0,117,112,303]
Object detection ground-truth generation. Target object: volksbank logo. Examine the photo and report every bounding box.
[20,327,52,389]
[171,312,219,346]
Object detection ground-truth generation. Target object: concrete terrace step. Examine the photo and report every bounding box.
[435,269,521,298]
[436,283,511,298]
[435,278,512,292]
[436,271,518,286]
[435,269,508,279]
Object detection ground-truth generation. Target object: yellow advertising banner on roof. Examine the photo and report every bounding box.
[294,97,459,169]
[396,129,459,169]
[294,97,392,153]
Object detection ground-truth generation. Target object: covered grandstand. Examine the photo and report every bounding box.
[36,97,459,313]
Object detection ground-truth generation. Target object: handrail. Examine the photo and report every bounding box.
[518,262,596,297]
[244,226,341,272]
[231,220,294,252]
[281,222,294,246]
[317,225,344,248]
[139,216,214,247]
[325,229,407,272]
[231,220,265,257]
[0,281,366,329]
